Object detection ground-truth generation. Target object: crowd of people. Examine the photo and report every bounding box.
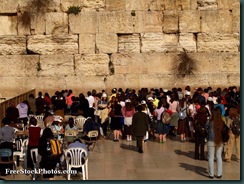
[0,85,240,180]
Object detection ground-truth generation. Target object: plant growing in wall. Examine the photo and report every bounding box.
[67,6,81,15]
[174,50,197,77]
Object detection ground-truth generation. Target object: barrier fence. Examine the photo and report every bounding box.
[0,89,36,126]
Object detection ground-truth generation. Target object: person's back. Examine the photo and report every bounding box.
[0,118,15,145]
[6,102,19,123]
[132,110,148,136]
[28,94,36,114]
[36,95,46,115]
[16,102,28,118]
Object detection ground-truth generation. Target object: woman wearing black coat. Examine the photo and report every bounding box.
[38,128,60,180]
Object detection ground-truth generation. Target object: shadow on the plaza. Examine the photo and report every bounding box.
[174,149,195,159]
[120,143,138,152]
[179,162,209,178]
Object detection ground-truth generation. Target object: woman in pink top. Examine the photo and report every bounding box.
[122,99,135,141]
[168,93,179,136]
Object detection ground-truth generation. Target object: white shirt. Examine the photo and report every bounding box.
[86,95,95,108]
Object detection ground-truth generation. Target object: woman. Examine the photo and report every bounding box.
[177,99,188,142]
[168,93,179,136]
[27,117,41,169]
[44,93,52,112]
[188,99,197,141]
[224,108,240,163]
[122,99,135,141]
[194,101,209,160]
[206,107,224,179]
[154,101,165,143]
[97,93,109,137]
[66,90,74,114]
[38,128,60,180]
[109,97,122,141]
[65,117,78,131]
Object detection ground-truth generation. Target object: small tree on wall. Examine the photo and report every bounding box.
[174,49,197,78]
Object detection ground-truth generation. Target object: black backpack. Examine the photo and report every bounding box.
[222,122,230,143]
[231,117,240,136]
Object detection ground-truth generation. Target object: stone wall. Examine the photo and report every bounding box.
[0,0,240,96]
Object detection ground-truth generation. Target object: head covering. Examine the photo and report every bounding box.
[141,100,146,105]
[148,97,154,101]
[163,89,168,93]
[102,93,107,98]
[125,99,131,103]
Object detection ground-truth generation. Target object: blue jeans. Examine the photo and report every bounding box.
[207,141,223,177]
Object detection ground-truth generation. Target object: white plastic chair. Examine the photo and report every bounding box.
[35,115,44,124]
[13,139,28,162]
[85,130,100,153]
[64,147,88,180]
[75,116,87,132]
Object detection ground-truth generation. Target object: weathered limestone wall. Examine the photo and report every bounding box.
[0,0,240,96]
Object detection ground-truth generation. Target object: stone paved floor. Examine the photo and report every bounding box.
[1,135,240,180]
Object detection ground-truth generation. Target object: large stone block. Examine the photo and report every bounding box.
[232,9,240,33]
[216,0,240,10]
[60,0,82,12]
[79,76,106,92]
[82,0,105,11]
[0,36,26,55]
[69,12,97,34]
[197,0,217,10]
[79,34,95,54]
[27,35,78,55]
[175,0,197,10]
[201,10,232,33]
[30,13,46,35]
[0,55,39,77]
[98,11,133,33]
[186,52,240,74]
[17,11,31,36]
[134,11,163,33]
[39,54,74,76]
[219,53,240,73]
[118,34,140,53]
[163,11,179,33]
[126,0,177,11]
[0,77,24,95]
[197,33,239,52]
[18,0,61,12]
[45,12,68,35]
[75,54,109,76]
[112,53,176,75]
[179,10,200,33]
[105,0,126,11]
[0,0,17,13]
[179,33,196,52]
[141,33,180,53]
[0,16,17,35]
[96,33,118,54]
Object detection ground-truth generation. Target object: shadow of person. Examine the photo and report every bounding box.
[175,149,195,159]
[120,143,138,152]
[179,162,209,178]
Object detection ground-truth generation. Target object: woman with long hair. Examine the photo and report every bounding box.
[206,107,224,179]
[122,99,135,141]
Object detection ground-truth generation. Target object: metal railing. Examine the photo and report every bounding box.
[0,89,36,126]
